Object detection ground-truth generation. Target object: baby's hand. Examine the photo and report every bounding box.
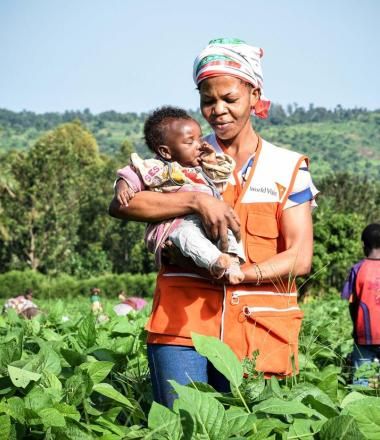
[115,179,135,206]
[201,142,217,164]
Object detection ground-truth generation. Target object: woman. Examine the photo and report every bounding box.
[109,38,317,408]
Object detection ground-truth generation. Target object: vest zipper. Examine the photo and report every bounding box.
[220,284,227,342]
[243,305,300,316]
[231,290,298,305]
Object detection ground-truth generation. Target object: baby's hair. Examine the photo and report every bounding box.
[144,106,193,152]
[362,223,380,252]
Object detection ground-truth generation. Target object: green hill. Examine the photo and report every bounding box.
[0,106,379,179]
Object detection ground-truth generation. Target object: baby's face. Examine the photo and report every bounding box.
[164,119,204,167]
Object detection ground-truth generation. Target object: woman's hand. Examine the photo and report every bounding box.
[193,193,241,252]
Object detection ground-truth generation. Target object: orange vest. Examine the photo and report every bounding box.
[146,137,308,376]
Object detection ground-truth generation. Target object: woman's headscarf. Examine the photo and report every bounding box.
[193,38,271,119]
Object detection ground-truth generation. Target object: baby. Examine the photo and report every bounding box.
[116,106,244,284]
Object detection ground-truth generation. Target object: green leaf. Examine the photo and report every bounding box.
[94,416,128,436]
[90,348,124,364]
[102,406,122,422]
[112,320,139,335]
[170,381,229,440]
[342,397,380,439]
[340,392,367,408]
[191,333,243,387]
[289,383,336,408]
[64,372,93,406]
[0,415,11,440]
[225,407,257,436]
[24,344,62,375]
[41,371,62,394]
[252,397,314,417]
[53,403,81,421]
[319,415,365,439]
[38,407,66,428]
[2,397,25,423]
[249,418,288,440]
[61,348,87,367]
[318,365,340,402]
[288,418,313,439]
[25,388,54,412]
[80,361,114,384]
[53,419,93,439]
[303,395,339,419]
[148,401,181,440]
[92,383,134,409]
[7,365,41,388]
[0,334,23,369]
[78,314,96,348]
[269,376,283,398]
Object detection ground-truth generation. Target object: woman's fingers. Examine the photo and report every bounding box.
[196,194,241,245]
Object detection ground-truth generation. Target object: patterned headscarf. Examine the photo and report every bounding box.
[193,38,271,119]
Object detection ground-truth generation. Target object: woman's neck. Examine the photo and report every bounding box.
[217,123,258,169]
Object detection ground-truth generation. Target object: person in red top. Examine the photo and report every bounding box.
[109,38,317,408]
[341,223,380,385]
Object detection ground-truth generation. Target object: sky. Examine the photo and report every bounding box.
[0,0,379,114]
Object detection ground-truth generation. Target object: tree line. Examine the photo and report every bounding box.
[0,105,376,131]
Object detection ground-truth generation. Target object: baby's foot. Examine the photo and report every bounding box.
[225,258,245,284]
[210,253,232,279]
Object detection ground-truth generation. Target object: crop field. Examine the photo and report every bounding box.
[0,296,379,439]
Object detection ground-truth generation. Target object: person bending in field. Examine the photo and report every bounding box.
[115,106,245,284]
[3,288,39,319]
[341,223,380,385]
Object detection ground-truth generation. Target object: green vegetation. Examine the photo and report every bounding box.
[0,296,379,439]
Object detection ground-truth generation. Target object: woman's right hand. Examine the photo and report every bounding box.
[194,193,241,252]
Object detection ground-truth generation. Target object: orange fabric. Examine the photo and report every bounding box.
[146,267,223,344]
[146,139,308,376]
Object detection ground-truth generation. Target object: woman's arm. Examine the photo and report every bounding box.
[242,202,313,283]
[109,182,241,251]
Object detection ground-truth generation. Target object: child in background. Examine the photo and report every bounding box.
[90,287,103,314]
[341,223,380,385]
[116,106,245,284]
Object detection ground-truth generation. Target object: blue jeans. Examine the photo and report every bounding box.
[351,344,380,386]
[147,343,230,408]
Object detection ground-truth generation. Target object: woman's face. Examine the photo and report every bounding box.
[199,76,259,142]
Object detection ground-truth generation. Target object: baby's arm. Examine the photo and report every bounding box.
[115,164,144,206]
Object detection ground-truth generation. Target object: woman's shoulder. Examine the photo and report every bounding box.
[261,138,306,161]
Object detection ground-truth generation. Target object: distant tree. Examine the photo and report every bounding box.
[2,121,99,272]
[309,207,365,295]
[317,172,380,222]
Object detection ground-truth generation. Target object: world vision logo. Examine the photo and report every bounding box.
[275,182,286,199]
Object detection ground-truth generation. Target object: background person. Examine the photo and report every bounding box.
[114,290,148,316]
[110,37,318,408]
[3,288,39,319]
[341,223,380,385]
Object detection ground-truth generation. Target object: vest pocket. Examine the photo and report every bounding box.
[243,307,303,375]
[245,213,279,263]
